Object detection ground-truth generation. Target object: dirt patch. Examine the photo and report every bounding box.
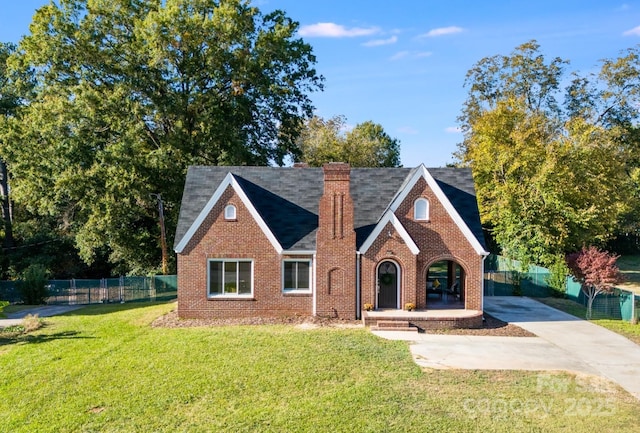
[152,310,534,336]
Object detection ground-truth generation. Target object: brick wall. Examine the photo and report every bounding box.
[177,187,313,319]
[395,177,483,311]
[315,163,357,318]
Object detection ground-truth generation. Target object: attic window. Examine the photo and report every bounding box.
[414,198,429,221]
[224,204,236,220]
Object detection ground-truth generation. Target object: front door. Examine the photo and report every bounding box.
[378,261,398,308]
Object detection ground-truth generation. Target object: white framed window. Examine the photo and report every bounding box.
[224,204,236,220]
[282,260,312,293]
[414,198,429,221]
[208,259,253,297]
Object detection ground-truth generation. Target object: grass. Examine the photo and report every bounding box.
[1,302,639,432]
[537,297,640,345]
[618,255,640,295]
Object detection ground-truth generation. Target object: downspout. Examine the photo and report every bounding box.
[481,253,489,312]
[356,252,361,320]
[312,253,317,316]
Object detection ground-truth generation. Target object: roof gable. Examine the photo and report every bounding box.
[359,210,419,255]
[174,173,283,254]
[388,165,488,256]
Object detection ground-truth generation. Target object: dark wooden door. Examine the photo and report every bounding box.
[378,261,398,309]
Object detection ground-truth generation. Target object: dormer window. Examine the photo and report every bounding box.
[414,198,429,221]
[224,204,236,220]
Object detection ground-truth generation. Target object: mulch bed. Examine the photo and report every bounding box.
[152,310,535,337]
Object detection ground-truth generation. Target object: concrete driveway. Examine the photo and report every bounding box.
[374,296,640,400]
[0,305,83,328]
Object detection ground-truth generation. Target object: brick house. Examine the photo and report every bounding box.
[174,163,489,325]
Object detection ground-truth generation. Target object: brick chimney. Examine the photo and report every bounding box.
[315,163,356,318]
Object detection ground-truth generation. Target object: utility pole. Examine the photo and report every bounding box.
[150,193,168,275]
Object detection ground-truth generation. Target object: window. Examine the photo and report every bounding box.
[414,198,429,221]
[208,260,252,297]
[224,204,236,220]
[283,260,311,293]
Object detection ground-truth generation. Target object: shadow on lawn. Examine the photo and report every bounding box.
[0,330,91,346]
[61,300,175,317]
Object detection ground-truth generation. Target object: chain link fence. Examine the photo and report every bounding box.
[0,275,177,305]
[485,255,636,322]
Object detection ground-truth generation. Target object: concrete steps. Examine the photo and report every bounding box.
[370,320,418,332]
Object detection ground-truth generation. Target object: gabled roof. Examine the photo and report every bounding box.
[174,165,487,254]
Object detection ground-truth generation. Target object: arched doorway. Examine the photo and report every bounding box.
[426,259,465,308]
[377,260,399,309]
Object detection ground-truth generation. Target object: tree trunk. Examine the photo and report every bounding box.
[0,158,13,248]
[586,295,594,320]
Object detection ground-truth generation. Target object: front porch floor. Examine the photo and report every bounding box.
[362,308,483,330]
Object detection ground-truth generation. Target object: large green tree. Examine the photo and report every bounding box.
[296,115,401,167]
[458,41,639,267]
[4,0,322,274]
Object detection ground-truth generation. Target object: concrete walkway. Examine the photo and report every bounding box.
[0,305,83,328]
[373,297,640,400]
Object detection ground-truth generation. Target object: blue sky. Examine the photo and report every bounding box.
[2,1,640,166]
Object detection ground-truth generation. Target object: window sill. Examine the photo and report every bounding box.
[282,291,312,297]
[207,295,255,301]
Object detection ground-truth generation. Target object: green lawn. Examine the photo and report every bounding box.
[618,255,640,294]
[1,302,640,432]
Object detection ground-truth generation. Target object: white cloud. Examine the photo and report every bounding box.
[445,126,462,133]
[415,51,433,58]
[362,35,398,47]
[420,26,464,37]
[299,22,379,38]
[398,126,419,135]
[623,25,640,36]
[389,50,410,61]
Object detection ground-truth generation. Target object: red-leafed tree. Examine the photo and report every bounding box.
[566,246,624,319]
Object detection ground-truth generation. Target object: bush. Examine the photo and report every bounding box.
[19,264,50,305]
[546,256,569,297]
[22,314,43,332]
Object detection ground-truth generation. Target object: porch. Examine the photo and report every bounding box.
[363,308,483,331]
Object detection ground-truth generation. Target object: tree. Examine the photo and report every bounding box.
[458,41,638,267]
[296,115,401,167]
[566,246,623,319]
[0,42,25,249]
[4,0,323,274]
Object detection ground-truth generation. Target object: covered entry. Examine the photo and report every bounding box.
[377,260,399,309]
[426,259,464,308]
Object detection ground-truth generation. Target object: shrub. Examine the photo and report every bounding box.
[19,264,50,305]
[404,302,416,311]
[546,256,569,297]
[0,300,8,317]
[363,303,374,311]
[22,314,43,332]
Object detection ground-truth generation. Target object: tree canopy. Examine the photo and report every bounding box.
[296,115,401,167]
[566,246,623,319]
[458,41,640,267]
[3,0,323,274]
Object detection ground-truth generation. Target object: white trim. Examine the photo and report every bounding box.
[359,210,419,255]
[376,259,401,309]
[356,252,361,320]
[390,164,489,256]
[282,259,313,294]
[207,258,254,298]
[312,253,317,316]
[175,173,283,254]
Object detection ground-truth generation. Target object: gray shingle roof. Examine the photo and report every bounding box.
[174,166,486,252]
